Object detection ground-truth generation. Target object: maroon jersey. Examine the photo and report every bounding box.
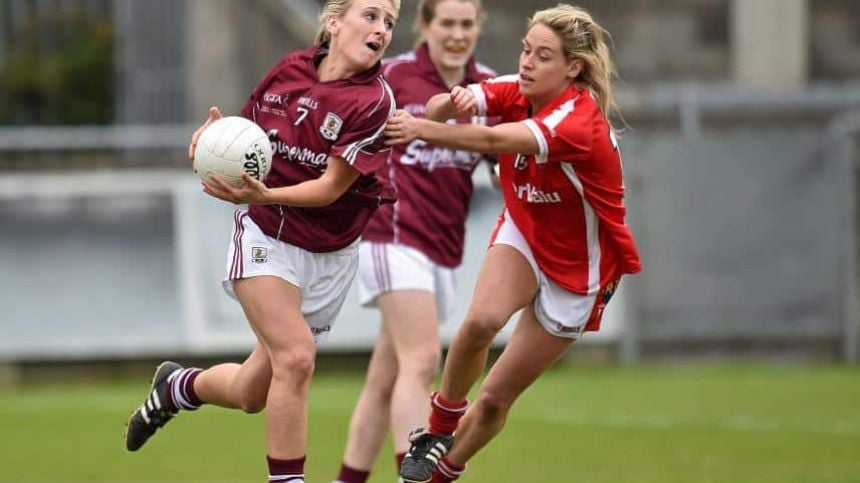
[472,76,641,294]
[239,44,396,252]
[362,44,496,267]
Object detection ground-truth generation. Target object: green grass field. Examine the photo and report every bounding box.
[1,364,858,482]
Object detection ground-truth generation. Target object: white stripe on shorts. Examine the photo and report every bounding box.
[372,243,391,292]
[230,211,246,280]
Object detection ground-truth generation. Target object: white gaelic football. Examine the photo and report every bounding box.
[194,116,273,188]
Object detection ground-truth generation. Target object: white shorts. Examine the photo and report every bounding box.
[490,211,618,340]
[357,242,457,324]
[222,210,359,343]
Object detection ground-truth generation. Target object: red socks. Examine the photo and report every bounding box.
[428,391,468,435]
[335,392,466,483]
[432,457,467,482]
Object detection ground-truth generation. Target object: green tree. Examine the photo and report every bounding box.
[0,6,114,125]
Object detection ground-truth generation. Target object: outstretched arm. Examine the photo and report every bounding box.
[426,86,478,122]
[202,155,360,207]
[385,110,539,155]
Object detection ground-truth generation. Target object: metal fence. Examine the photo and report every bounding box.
[614,90,860,363]
[1,1,859,362]
[113,0,186,124]
[0,99,857,362]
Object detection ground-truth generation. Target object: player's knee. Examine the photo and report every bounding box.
[473,389,513,423]
[365,376,395,401]
[271,345,316,384]
[231,369,269,413]
[237,393,267,414]
[460,313,504,346]
[363,363,397,398]
[399,346,440,383]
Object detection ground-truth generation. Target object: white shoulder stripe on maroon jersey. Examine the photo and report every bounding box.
[367,77,394,119]
[343,78,396,164]
[343,115,387,163]
[475,62,497,77]
[382,51,416,75]
[344,129,381,164]
[252,102,261,122]
[377,77,397,118]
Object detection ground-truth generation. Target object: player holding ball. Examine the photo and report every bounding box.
[124,1,400,482]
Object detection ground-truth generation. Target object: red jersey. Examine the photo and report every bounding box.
[362,44,496,267]
[240,44,396,253]
[469,76,641,294]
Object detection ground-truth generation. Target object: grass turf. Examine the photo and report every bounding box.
[1,364,858,482]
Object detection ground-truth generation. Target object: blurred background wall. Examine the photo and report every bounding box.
[1,0,859,364]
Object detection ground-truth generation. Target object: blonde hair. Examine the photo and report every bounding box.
[315,0,402,44]
[528,4,619,123]
[412,0,485,46]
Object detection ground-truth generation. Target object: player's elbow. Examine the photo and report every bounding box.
[426,94,452,121]
[482,131,507,154]
[317,182,350,207]
[314,191,341,207]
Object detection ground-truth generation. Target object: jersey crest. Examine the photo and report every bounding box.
[320,112,343,141]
